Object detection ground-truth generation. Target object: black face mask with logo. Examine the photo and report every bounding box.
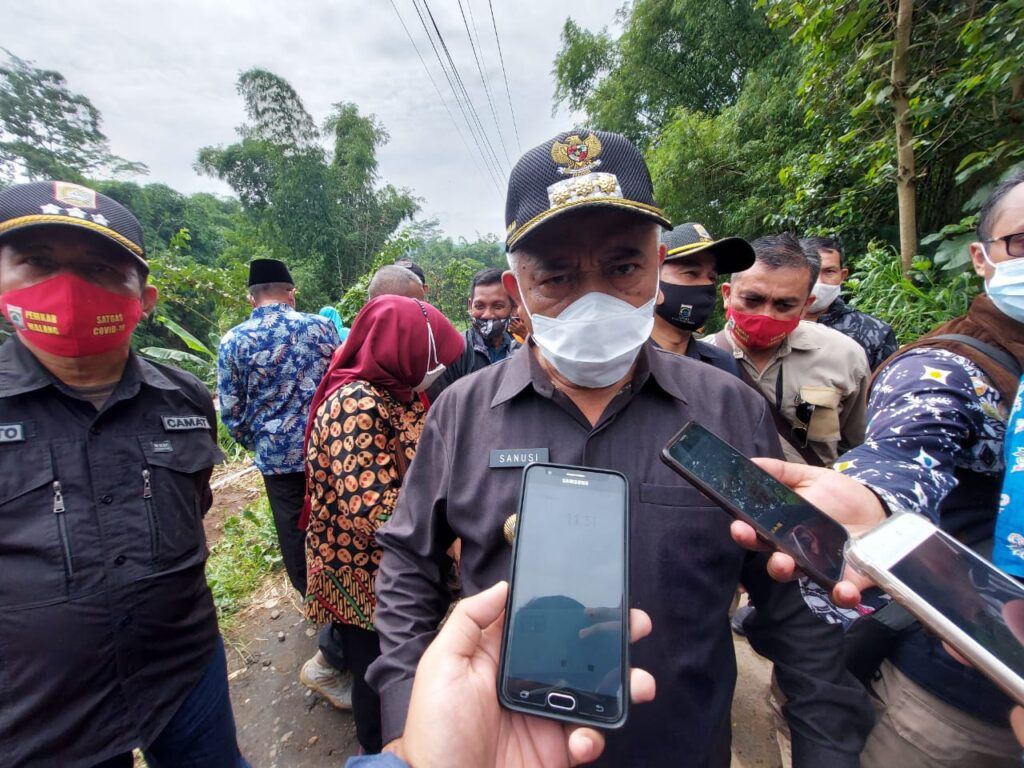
[473,316,510,344]
[655,282,717,331]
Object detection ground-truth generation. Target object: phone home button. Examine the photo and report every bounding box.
[546,692,577,711]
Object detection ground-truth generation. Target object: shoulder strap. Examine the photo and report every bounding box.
[735,364,826,467]
[931,334,1023,380]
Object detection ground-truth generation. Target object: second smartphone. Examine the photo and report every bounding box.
[661,420,849,589]
[498,463,630,728]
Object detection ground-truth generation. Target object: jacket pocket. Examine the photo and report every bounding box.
[799,386,842,443]
[0,444,69,609]
[139,433,219,566]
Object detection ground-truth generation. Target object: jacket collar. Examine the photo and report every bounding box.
[491,341,687,408]
[0,336,179,399]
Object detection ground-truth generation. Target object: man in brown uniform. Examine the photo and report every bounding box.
[367,131,872,767]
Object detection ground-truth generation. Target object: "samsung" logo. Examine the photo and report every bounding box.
[561,477,589,486]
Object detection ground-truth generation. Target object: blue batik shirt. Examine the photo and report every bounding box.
[217,303,340,474]
[995,376,1024,576]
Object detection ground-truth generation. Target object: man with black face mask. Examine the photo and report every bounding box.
[651,223,753,376]
[426,267,519,400]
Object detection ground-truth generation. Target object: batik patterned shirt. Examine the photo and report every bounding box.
[217,303,340,474]
[995,376,1024,576]
[819,297,898,370]
[835,347,1006,518]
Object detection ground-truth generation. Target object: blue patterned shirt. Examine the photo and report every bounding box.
[217,303,340,474]
[995,376,1024,576]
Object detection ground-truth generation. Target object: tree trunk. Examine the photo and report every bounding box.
[891,0,917,274]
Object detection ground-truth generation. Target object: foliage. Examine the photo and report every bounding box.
[197,69,419,310]
[205,499,282,623]
[0,48,147,183]
[553,0,783,147]
[845,242,981,344]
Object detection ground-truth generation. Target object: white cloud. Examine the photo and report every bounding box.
[2,0,621,240]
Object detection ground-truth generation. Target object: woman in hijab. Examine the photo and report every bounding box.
[300,295,464,754]
[318,305,349,341]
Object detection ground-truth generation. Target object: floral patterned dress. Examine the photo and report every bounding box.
[303,380,426,631]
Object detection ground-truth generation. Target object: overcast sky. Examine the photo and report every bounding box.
[1,1,624,240]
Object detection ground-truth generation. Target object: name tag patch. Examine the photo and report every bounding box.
[489,448,549,468]
[0,422,25,443]
[151,440,174,453]
[162,415,210,431]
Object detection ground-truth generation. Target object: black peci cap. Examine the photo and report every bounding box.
[0,181,146,269]
[248,258,294,287]
[504,129,671,252]
[663,223,754,275]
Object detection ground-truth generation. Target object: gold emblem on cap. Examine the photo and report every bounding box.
[551,133,602,176]
[54,182,97,210]
[502,513,517,545]
[693,223,711,241]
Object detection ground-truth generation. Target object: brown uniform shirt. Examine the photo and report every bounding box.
[367,342,872,767]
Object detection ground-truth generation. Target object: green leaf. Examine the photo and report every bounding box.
[934,232,976,271]
[158,316,213,357]
[139,347,211,368]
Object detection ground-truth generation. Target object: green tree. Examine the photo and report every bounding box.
[0,49,147,183]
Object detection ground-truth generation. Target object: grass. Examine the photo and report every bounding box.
[206,498,283,631]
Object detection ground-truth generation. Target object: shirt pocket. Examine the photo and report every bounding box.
[0,443,70,610]
[139,433,218,567]
[799,386,842,443]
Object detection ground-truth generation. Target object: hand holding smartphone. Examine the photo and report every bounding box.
[848,513,1024,705]
[660,421,849,590]
[498,463,630,728]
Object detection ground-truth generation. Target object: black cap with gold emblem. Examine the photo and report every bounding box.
[663,222,754,275]
[0,180,147,270]
[504,129,672,252]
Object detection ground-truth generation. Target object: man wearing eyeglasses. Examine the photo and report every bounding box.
[708,233,870,466]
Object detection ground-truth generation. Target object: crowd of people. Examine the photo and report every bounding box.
[1,126,1024,768]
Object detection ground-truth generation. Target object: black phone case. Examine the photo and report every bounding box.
[496,461,630,729]
[659,420,844,589]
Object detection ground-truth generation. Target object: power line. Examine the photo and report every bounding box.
[407,0,506,192]
[456,0,511,167]
[419,0,508,177]
[386,0,497,195]
[487,0,521,152]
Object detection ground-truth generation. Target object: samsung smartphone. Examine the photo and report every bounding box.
[498,463,630,728]
[661,420,848,589]
[847,513,1024,704]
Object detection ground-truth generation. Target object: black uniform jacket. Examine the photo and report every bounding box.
[0,337,223,768]
[367,341,873,767]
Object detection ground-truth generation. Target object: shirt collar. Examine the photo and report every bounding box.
[490,341,686,408]
[0,336,181,400]
[252,303,291,318]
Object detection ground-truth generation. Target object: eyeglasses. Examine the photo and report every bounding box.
[984,231,1024,259]
[791,398,816,447]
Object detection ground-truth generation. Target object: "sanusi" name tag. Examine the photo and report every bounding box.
[489,448,549,468]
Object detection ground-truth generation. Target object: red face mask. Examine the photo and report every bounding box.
[726,307,800,350]
[1,273,143,357]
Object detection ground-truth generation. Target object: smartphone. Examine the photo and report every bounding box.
[847,513,1024,704]
[498,463,630,728]
[660,421,848,589]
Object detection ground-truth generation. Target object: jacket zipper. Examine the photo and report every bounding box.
[143,468,158,558]
[53,481,74,579]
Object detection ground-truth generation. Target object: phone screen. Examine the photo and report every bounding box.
[891,533,1024,678]
[502,465,627,723]
[664,421,847,587]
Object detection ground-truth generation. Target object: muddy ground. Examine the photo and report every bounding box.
[207,466,781,767]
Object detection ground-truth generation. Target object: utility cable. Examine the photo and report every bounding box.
[457,0,511,167]
[487,0,521,151]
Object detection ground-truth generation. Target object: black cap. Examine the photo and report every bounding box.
[394,258,426,284]
[505,129,671,251]
[248,258,293,287]
[0,181,146,269]
[663,223,754,274]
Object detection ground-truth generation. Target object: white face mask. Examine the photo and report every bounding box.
[983,246,1024,324]
[412,305,447,392]
[518,285,657,388]
[808,281,841,314]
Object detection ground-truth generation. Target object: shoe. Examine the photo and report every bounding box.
[731,604,755,637]
[300,651,353,710]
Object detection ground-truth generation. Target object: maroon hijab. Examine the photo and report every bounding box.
[298,296,463,528]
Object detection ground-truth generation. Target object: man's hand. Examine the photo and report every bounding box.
[395,581,655,768]
[728,458,888,608]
